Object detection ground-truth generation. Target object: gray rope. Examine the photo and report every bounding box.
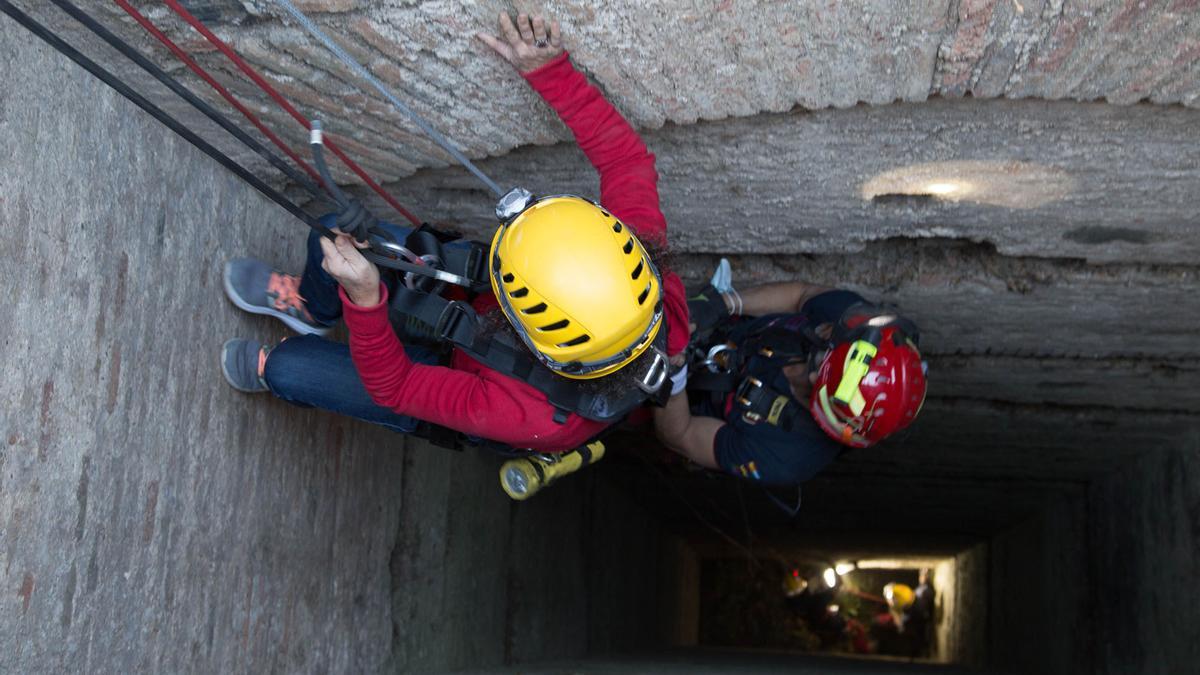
[273,0,505,197]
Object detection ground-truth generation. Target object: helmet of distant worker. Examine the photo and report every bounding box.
[490,194,664,380]
[883,582,916,613]
[809,304,927,448]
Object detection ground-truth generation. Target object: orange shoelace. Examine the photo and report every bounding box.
[256,344,269,379]
[266,272,313,321]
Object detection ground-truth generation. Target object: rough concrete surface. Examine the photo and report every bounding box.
[16,0,1200,186]
[0,16,404,672]
[387,99,1200,265]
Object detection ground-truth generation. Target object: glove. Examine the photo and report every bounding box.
[687,284,730,335]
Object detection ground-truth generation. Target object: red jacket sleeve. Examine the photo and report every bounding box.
[340,286,556,446]
[522,52,666,245]
[523,53,689,356]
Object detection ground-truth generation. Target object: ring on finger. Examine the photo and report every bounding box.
[533,38,548,48]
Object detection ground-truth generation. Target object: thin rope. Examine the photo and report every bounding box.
[0,0,335,241]
[271,0,505,198]
[47,0,325,203]
[112,0,326,196]
[160,0,421,225]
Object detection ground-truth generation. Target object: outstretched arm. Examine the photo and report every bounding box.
[736,280,832,316]
[653,392,723,469]
[477,13,665,244]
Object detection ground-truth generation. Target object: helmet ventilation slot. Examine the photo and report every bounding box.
[502,273,515,283]
[558,334,591,347]
[612,222,623,232]
[510,287,529,298]
[637,284,651,305]
[622,238,634,255]
[522,302,548,314]
[631,260,644,280]
[539,319,569,331]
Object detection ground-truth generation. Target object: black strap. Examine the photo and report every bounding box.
[731,377,807,432]
[389,284,663,423]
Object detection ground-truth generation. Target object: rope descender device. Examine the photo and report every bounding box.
[307,121,477,290]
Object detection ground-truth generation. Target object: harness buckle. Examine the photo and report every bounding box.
[434,300,473,341]
[702,343,734,373]
[735,376,764,423]
[636,346,669,395]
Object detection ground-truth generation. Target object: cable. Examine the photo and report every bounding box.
[0,0,337,242]
[46,0,326,203]
[271,0,505,198]
[160,0,421,225]
[112,0,326,196]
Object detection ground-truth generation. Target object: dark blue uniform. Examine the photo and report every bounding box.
[693,290,865,485]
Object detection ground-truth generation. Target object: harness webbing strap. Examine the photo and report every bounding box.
[389,284,662,423]
[0,0,337,242]
[272,0,506,198]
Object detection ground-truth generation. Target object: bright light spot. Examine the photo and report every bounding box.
[823,568,838,588]
[835,562,856,576]
[924,182,960,195]
[792,569,800,578]
[828,604,840,613]
[884,585,894,601]
[861,160,1075,209]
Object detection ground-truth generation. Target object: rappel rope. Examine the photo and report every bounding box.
[46,0,328,204]
[113,0,328,192]
[0,0,336,242]
[272,0,506,198]
[159,0,422,226]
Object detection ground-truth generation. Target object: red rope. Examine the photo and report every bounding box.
[114,0,325,190]
[159,0,421,225]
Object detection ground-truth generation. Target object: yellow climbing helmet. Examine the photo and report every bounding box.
[490,192,664,380]
[883,582,915,611]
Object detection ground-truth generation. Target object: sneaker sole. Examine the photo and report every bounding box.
[223,262,331,336]
[220,339,269,393]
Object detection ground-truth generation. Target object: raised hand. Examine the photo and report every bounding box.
[477,12,564,73]
[319,233,380,307]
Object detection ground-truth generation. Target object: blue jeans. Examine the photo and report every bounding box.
[262,215,431,434]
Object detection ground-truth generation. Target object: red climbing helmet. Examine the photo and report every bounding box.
[809,304,927,448]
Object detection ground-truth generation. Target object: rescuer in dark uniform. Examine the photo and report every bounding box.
[654,262,928,484]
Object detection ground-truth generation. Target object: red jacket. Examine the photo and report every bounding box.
[341,53,688,452]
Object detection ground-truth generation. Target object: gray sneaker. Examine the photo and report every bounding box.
[223,258,331,335]
[221,339,270,393]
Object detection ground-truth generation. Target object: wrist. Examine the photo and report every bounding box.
[346,283,381,307]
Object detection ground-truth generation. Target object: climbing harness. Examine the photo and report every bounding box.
[690,304,921,435]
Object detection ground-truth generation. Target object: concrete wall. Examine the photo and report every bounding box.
[1,15,666,674]
[1086,435,1200,675]
[20,0,1200,185]
[1,15,403,672]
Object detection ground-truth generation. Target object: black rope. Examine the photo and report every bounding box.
[44,0,327,203]
[0,0,338,241]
